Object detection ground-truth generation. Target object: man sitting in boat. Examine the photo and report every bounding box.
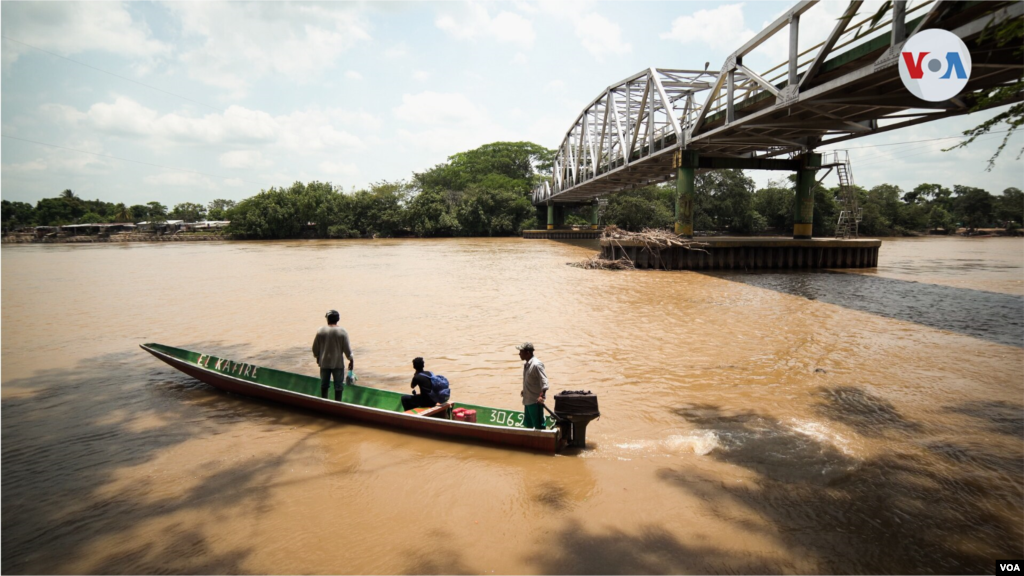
[401,357,437,412]
[312,309,354,401]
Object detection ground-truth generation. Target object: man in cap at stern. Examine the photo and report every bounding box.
[517,342,549,429]
[313,310,353,401]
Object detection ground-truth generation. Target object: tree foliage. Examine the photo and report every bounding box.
[945,14,1024,168]
[9,141,1020,237]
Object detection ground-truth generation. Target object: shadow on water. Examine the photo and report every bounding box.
[660,392,1024,574]
[705,270,1024,348]
[813,386,921,437]
[526,519,786,575]
[1,342,346,574]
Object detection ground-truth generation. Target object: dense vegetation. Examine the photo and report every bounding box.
[2,141,1021,237]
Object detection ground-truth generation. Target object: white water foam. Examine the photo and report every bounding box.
[613,430,720,456]
[788,418,855,456]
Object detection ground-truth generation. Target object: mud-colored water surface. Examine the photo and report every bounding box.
[2,236,1022,574]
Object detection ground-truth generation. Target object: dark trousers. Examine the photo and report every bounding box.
[320,368,345,400]
[523,403,545,429]
[401,393,436,412]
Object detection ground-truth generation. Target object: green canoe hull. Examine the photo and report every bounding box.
[141,343,562,452]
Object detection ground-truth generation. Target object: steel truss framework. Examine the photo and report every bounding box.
[534,0,1024,205]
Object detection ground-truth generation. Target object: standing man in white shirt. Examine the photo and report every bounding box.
[313,310,354,401]
[517,342,549,429]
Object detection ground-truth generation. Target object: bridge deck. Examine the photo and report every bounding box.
[535,1,1023,205]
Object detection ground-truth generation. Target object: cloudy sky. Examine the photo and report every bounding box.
[2,1,1020,208]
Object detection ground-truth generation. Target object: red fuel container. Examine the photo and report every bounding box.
[463,409,477,423]
[453,408,467,421]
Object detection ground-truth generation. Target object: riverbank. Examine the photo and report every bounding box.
[2,232,231,243]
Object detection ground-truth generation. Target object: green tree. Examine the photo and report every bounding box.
[34,197,85,225]
[994,187,1023,225]
[458,184,534,236]
[146,202,168,222]
[60,189,77,200]
[812,183,839,237]
[129,204,150,222]
[112,203,133,222]
[405,188,461,237]
[348,180,411,237]
[170,202,206,222]
[753,186,794,231]
[1,200,36,228]
[911,183,954,212]
[207,199,237,220]
[692,169,764,233]
[954,185,995,229]
[603,185,673,231]
[78,211,105,223]
[928,205,954,232]
[898,202,930,232]
[228,186,304,239]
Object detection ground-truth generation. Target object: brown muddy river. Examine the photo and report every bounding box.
[2,236,1022,574]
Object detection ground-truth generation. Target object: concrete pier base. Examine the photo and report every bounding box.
[600,237,881,270]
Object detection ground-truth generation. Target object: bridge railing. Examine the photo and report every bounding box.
[533,0,942,204]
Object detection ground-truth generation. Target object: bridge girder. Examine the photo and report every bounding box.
[534,0,1024,205]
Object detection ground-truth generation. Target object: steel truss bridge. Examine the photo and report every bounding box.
[532,0,1023,207]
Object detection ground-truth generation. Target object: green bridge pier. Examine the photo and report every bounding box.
[525,149,881,269]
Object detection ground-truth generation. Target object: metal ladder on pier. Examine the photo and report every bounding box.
[821,151,861,239]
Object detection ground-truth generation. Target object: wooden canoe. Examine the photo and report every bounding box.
[141,343,562,452]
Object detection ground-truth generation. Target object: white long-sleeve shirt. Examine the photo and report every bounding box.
[521,356,549,406]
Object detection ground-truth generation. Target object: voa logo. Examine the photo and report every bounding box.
[898,28,972,102]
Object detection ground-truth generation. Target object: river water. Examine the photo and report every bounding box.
[2,236,1022,574]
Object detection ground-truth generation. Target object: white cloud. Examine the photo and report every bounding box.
[167,3,371,92]
[575,13,631,59]
[413,70,431,82]
[223,178,245,187]
[511,52,528,65]
[345,70,364,81]
[394,91,489,126]
[511,1,539,15]
[393,91,512,153]
[219,150,272,169]
[143,171,215,188]
[1,3,168,69]
[1,159,48,172]
[545,79,566,93]
[384,43,408,59]
[533,3,626,60]
[47,97,372,151]
[435,3,535,47]
[661,3,754,52]
[318,161,359,175]
[6,138,115,175]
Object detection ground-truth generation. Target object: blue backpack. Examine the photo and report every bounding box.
[427,373,450,404]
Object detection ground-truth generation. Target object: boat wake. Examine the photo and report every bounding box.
[609,430,721,458]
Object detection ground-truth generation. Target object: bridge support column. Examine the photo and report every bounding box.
[792,153,821,239]
[674,151,698,238]
[547,204,554,230]
[591,201,600,230]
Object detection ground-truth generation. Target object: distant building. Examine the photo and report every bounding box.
[60,223,136,236]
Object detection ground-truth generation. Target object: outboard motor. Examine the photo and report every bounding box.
[553,390,600,448]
